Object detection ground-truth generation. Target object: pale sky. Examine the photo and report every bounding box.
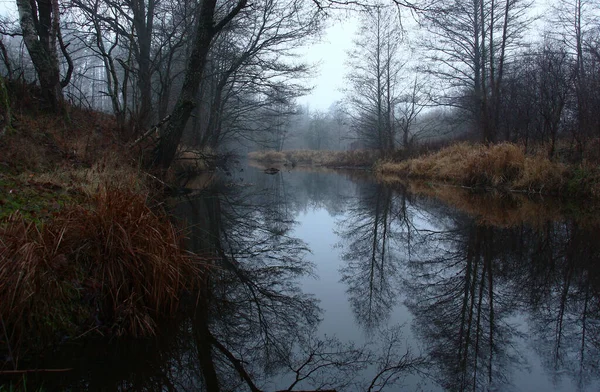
[1,0,555,113]
[296,18,358,111]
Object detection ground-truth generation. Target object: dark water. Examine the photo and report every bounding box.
[9,166,600,391]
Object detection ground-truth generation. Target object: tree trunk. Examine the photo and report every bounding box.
[152,0,248,170]
[132,0,155,130]
[16,0,62,109]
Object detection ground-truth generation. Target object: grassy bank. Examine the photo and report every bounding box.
[377,142,600,199]
[248,149,379,168]
[0,83,207,364]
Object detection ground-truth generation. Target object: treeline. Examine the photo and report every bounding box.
[343,0,600,160]
[2,0,600,166]
[0,0,323,168]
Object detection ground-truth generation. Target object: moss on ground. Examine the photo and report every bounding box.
[0,175,81,223]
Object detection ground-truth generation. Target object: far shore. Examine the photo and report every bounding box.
[249,142,600,200]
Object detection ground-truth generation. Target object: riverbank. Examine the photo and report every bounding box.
[377,142,600,199]
[248,149,379,168]
[0,84,207,365]
[250,143,600,200]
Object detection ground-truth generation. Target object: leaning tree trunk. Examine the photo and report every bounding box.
[17,0,63,109]
[152,0,248,170]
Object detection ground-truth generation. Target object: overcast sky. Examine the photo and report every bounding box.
[296,18,358,112]
[0,0,556,113]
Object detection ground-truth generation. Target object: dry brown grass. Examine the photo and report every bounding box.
[19,153,147,198]
[376,142,599,197]
[54,186,204,336]
[248,150,286,164]
[0,213,82,357]
[1,104,124,175]
[0,84,210,361]
[0,186,206,356]
[249,149,379,168]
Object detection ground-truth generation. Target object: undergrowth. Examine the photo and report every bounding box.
[0,80,207,365]
[0,186,206,361]
[377,142,600,198]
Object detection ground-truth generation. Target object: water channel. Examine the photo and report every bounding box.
[14,165,600,391]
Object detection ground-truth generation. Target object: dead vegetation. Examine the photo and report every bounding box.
[0,82,208,361]
[248,149,380,168]
[377,142,600,198]
[0,187,206,362]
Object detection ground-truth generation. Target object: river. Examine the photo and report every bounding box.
[15,165,600,391]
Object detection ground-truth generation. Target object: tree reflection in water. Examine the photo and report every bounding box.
[518,221,600,391]
[168,173,423,391]
[404,222,525,391]
[336,183,411,332]
[9,170,600,391]
[336,178,600,391]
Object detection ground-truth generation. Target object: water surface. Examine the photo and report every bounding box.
[10,166,600,391]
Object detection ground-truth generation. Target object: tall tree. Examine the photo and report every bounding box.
[345,3,404,151]
[197,0,320,150]
[152,0,249,169]
[16,0,71,108]
[551,0,599,149]
[421,0,532,143]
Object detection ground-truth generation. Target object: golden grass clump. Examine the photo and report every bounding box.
[377,142,476,180]
[515,155,568,192]
[463,143,525,187]
[56,186,204,336]
[377,142,585,196]
[24,152,146,198]
[0,214,82,354]
[0,187,206,354]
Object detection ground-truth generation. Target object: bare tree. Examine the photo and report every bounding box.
[196,0,320,150]
[420,0,533,143]
[345,3,405,151]
[550,0,599,152]
[152,0,249,169]
[16,0,72,108]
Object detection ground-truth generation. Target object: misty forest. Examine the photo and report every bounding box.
[1,0,600,391]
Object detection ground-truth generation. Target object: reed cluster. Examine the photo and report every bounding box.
[0,82,210,365]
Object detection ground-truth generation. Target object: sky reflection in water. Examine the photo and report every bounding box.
[239,166,600,392]
[12,166,600,392]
